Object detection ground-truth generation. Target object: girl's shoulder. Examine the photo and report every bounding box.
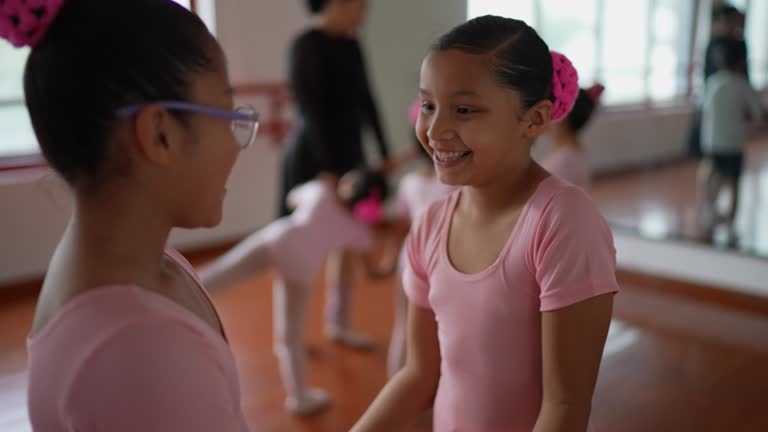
[530,175,596,214]
[525,176,611,245]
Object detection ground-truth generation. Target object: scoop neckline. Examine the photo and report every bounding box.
[441,176,555,280]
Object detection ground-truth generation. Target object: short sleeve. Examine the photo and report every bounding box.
[530,188,619,312]
[402,205,437,309]
[64,319,248,432]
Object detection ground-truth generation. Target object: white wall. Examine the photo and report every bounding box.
[585,106,691,173]
[0,0,701,285]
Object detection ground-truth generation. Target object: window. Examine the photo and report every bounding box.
[0,0,193,161]
[468,0,698,106]
[174,0,193,10]
[0,43,34,159]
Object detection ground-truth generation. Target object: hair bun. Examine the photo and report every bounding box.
[0,0,65,48]
[549,51,579,122]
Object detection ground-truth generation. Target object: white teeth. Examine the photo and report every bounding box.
[434,150,468,161]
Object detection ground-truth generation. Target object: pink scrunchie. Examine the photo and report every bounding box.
[550,51,579,122]
[353,193,383,224]
[408,100,420,126]
[0,0,65,48]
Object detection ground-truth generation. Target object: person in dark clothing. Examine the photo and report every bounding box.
[688,3,747,159]
[704,5,747,80]
[279,0,390,350]
[280,0,390,216]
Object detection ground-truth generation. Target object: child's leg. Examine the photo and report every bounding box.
[273,276,329,416]
[198,229,274,292]
[387,276,409,377]
[722,177,740,225]
[697,159,720,231]
[324,250,374,350]
[721,153,743,226]
[324,250,351,328]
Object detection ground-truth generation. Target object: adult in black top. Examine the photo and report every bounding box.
[277,0,388,351]
[279,0,389,216]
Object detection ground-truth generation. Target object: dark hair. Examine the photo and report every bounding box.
[24,0,216,187]
[431,15,553,111]
[712,4,740,22]
[345,168,390,207]
[564,89,597,132]
[305,0,329,14]
[712,37,747,71]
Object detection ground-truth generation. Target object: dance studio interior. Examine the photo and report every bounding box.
[1,0,766,431]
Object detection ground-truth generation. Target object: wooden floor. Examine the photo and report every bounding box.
[592,137,768,258]
[1,263,767,431]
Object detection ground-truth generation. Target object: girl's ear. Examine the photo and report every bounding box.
[522,99,552,140]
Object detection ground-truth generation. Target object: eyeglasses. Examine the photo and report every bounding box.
[116,101,260,149]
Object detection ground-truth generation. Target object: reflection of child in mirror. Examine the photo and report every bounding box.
[698,38,765,236]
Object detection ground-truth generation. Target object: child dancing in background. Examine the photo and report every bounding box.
[699,38,765,240]
[200,169,396,416]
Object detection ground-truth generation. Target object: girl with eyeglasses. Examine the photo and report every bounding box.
[2,0,256,430]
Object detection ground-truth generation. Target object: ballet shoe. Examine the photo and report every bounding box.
[286,388,330,417]
[325,325,376,351]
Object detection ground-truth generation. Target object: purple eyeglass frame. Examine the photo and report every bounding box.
[116,101,260,148]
